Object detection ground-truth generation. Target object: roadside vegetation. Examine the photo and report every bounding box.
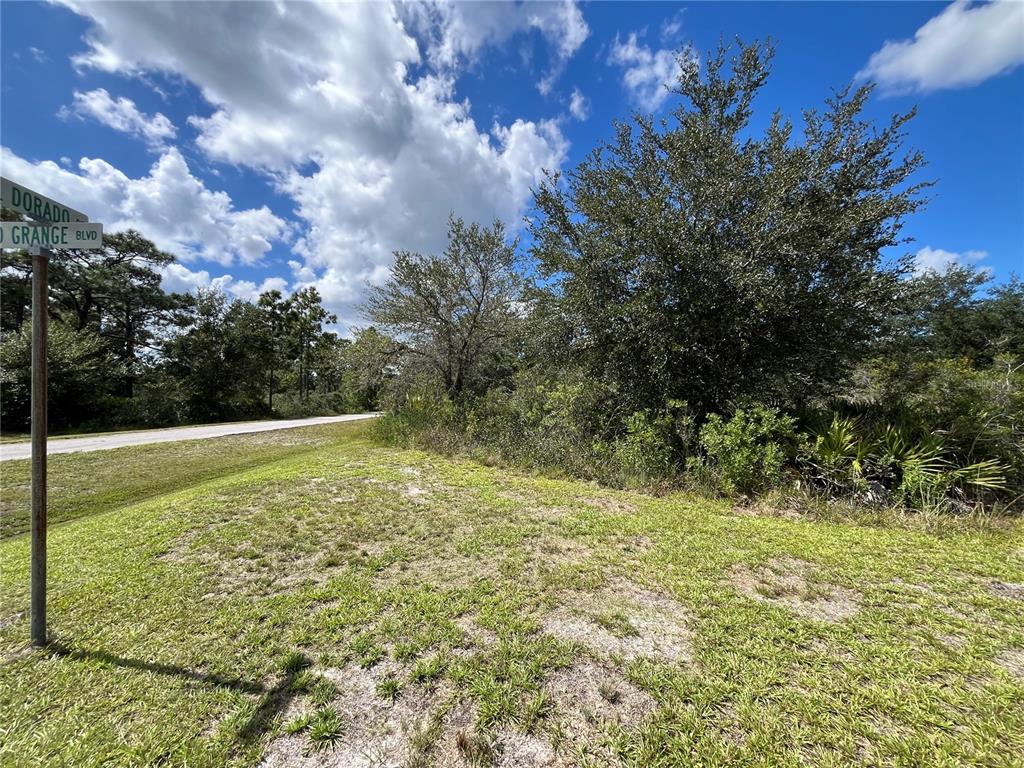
[361,41,1023,527]
[1,420,1022,766]
[0,423,349,539]
[0,234,379,434]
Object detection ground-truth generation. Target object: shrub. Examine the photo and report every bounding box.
[372,390,457,448]
[802,416,871,495]
[599,401,694,486]
[273,390,348,420]
[846,355,1024,496]
[463,375,616,476]
[800,414,1011,512]
[698,405,799,494]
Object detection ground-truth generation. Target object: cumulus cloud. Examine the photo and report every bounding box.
[60,88,176,146]
[160,262,289,300]
[58,0,573,330]
[608,32,687,111]
[0,145,288,266]
[569,87,590,120]
[400,0,589,93]
[913,245,989,275]
[858,0,1024,93]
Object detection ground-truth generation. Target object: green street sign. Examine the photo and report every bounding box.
[0,221,104,250]
[1,176,88,223]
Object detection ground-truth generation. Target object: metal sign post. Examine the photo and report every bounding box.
[1,176,102,648]
[30,247,48,647]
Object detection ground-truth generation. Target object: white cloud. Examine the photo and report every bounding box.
[569,87,590,121]
[661,11,684,42]
[58,0,573,330]
[0,145,288,266]
[913,245,989,275]
[160,263,289,300]
[60,88,176,146]
[400,0,589,93]
[608,32,688,111]
[858,0,1024,93]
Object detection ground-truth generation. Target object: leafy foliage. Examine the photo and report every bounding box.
[529,40,926,419]
[364,216,523,400]
[697,405,799,494]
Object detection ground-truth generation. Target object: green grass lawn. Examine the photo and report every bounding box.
[1,421,1022,767]
[0,424,348,538]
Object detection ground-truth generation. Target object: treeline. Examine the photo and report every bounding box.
[0,230,378,433]
[361,41,1024,519]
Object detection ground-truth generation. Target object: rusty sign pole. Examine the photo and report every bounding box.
[30,246,49,647]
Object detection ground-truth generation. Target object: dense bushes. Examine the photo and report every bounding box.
[362,40,1023,521]
[374,352,1022,517]
[696,406,799,495]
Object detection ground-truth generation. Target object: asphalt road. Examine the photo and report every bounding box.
[0,413,380,462]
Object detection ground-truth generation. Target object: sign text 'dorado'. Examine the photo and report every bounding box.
[1,176,88,223]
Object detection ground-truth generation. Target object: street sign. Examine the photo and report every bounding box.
[0,221,103,250]
[1,176,88,223]
[0,177,104,647]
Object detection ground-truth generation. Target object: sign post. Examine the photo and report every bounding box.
[1,177,102,647]
[30,248,48,648]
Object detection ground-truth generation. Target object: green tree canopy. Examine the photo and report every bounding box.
[363,216,523,400]
[530,39,929,418]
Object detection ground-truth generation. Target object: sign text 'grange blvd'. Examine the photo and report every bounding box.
[0,176,106,647]
[0,221,104,249]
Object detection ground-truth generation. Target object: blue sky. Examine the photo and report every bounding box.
[2,1,1022,332]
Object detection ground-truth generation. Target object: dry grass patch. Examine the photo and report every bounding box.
[583,496,638,515]
[542,579,692,664]
[545,659,656,761]
[987,580,1024,601]
[435,718,562,768]
[260,661,448,767]
[994,649,1024,680]
[374,552,498,591]
[730,557,860,622]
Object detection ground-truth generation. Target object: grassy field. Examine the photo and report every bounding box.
[0,424,347,538]
[1,420,1022,767]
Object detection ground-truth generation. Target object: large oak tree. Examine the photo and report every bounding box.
[530,40,929,418]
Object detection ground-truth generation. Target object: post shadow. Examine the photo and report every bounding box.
[47,642,311,745]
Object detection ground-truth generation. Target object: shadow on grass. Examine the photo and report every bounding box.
[48,642,310,745]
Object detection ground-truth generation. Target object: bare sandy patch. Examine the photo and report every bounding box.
[493,731,560,767]
[583,497,637,515]
[542,579,692,664]
[429,699,488,766]
[995,649,1024,680]
[373,551,498,590]
[730,558,859,622]
[544,659,655,759]
[258,662,447,768]
[987,580,1024,601]
[421,700,563,768]
[403,484,430,502]
[454,615,499,649]
[0,611,24,632]
[937,633,967,650]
